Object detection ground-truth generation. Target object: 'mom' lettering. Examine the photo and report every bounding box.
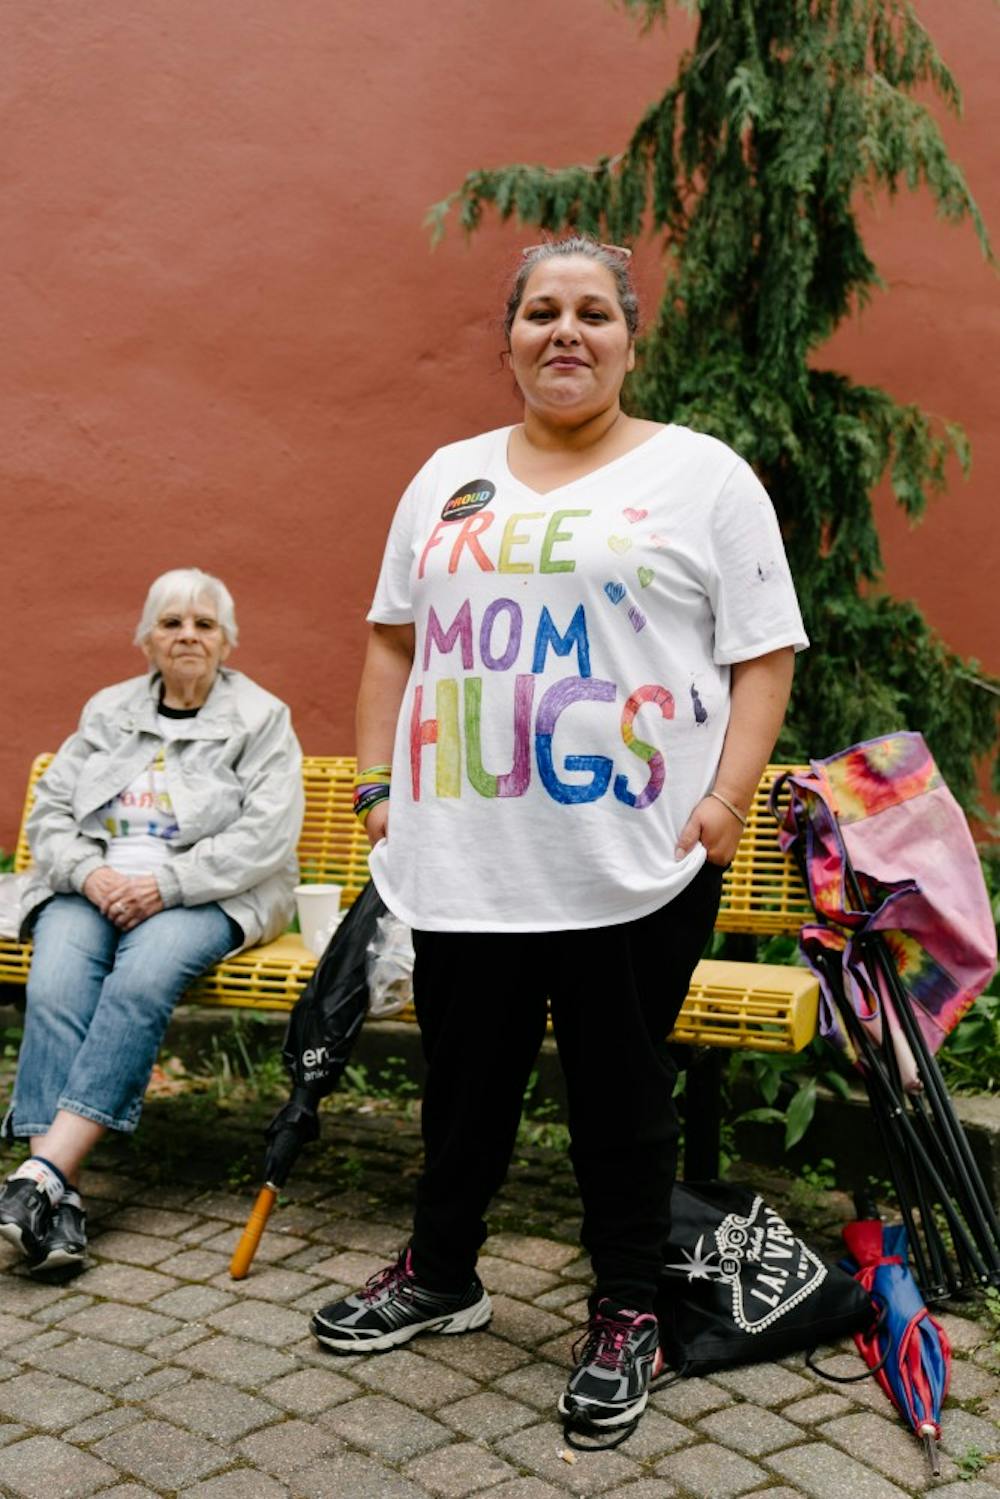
[423,600,591,678]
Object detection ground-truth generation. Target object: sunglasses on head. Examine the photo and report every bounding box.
[520,243,632,262]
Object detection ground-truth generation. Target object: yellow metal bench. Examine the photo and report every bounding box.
[0,755,817,1169]
[2,754,816,1042]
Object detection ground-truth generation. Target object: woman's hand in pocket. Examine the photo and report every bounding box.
[675,797,743,867]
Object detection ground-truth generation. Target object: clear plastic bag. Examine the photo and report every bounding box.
[365,912,414,1017]
[0,873,27,939]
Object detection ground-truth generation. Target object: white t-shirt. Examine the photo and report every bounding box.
[101,714,188,875]
[367,423,807,932]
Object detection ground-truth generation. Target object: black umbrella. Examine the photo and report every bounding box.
[230,880,387,1278]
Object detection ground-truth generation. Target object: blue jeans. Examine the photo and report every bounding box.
[8,895,238,1136]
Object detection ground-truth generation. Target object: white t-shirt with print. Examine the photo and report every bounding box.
[367,423,807,932]
[101,714,188,875]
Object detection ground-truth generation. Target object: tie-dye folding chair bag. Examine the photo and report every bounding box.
[771,732,996,1063]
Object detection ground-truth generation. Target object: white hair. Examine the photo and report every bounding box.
[134,568,239,646]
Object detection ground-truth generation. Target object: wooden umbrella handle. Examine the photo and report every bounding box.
[229,1185,278,1279]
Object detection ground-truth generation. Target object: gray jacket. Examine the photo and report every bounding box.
[21,669,304,951]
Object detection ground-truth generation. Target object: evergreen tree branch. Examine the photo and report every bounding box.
[426,0,998,801]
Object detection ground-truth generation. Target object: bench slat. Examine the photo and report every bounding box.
[716,765,813,935]
[670,959,819,1051]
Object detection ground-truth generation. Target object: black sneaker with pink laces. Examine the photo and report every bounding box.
[558,1297,667,1446]
[311,1247,492,1353]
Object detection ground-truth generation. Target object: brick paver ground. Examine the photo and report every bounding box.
[1,1051,997,1497]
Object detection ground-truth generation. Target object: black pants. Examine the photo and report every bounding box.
[409,861,724,1311]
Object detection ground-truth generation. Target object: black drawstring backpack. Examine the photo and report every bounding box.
[655,1180,873,1375]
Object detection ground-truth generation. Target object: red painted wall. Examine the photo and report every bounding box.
[822,3,999,672]
[1,1,996,846]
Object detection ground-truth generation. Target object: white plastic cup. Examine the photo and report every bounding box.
[294,884,343,956]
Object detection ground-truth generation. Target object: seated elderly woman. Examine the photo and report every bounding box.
[0,567,303,1274]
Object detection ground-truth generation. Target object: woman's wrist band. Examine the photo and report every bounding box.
[354,784,390,824]
[354,765,392,825]
[354,765,392,786]
[354,783,390,808]
[708,790,748,827]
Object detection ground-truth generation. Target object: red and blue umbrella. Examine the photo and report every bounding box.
[842,1218,951,1474]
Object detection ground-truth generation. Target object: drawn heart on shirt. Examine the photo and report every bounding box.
[648,532,669,550]
[623,508,648,524]
[637,567,654,589]
[603,581,626,606]
[608,535,632,554]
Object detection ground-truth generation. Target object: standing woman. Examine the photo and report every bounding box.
[312,238,807,1442]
